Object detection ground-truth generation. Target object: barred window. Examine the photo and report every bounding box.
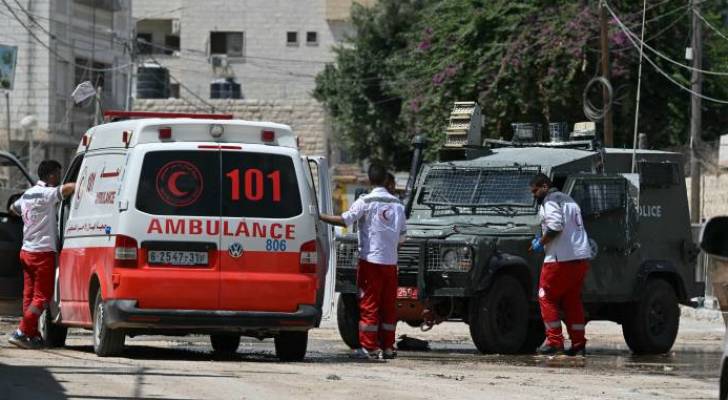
[638,161,679,188]
[570,179,625,215]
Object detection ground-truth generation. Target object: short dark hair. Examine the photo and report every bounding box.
[529,173,552,188]
[368,163,387,186]
[37,160,62,181]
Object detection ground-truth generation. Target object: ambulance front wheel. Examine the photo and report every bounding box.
[274,330,308,361]
[39,307,67,348]
[92,291,125,357]
[336,294,360,349]
[210,334,240,354]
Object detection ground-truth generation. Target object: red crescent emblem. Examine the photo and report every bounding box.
[381,207,392,222]
[167,171,190,197]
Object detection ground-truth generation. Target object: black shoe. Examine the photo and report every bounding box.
[382,348,397,359]
[536,342,564,355]
[8,331,43,350]
[565,344,586,357]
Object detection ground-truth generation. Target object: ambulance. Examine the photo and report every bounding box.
[40,111,335,361]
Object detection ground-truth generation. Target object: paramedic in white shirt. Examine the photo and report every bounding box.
[320,164,406,361]
[528,173,591,357]
[8,160,75,349]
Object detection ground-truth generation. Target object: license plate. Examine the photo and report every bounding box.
[397,287,418,299]
[148,250,209,266]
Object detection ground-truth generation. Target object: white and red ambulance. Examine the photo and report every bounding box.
[41,111,335,360]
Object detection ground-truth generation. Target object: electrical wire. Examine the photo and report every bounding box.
[0,0,131,72]
[583,76,613,121]
[605,1,728,104]
[631,0,648,173]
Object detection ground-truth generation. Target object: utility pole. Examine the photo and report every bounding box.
[690,0,703,223]
[4,92,10,152]
[600,1,614,147]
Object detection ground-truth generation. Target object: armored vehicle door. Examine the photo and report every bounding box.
[565,175,639,301]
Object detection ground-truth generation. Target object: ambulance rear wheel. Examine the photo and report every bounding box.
[39,308,67,348]
[622,279,679,354]
[92,292,125,357]
[274,331,308,361]
[469,275,529,354]
[337,294,360,349]
[210,334,240,354]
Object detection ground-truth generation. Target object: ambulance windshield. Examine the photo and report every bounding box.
[136,150,302,218]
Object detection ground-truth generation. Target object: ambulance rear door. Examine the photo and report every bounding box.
[306,156,335,319]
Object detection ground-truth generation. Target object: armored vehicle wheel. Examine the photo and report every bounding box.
[92,291,125,357]
[519,318,546,354]
[469,275,529,354]
[622,279,679,354]
[39,308,67,348]
[210,334,240,354]
[274,331,308,361]
[337,294,360,349]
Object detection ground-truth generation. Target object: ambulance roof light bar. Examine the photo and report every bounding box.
[104,110,234,122]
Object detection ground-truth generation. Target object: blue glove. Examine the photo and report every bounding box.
[531,237,544,253]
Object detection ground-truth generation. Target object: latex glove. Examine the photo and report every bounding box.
[530,237,544,253]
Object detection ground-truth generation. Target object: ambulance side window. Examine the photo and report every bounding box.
[60,155,84,240]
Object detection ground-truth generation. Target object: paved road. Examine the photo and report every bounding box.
[0,313,723,400]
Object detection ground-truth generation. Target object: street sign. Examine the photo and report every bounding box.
[0,45,17,90]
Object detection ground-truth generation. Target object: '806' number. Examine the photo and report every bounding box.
[266,239,287,251]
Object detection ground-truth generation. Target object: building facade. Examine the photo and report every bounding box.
[133,0,374,102]
[0,0,131,170]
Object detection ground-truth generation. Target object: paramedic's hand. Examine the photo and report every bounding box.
[529,237,544,253]
[61,183,76,199]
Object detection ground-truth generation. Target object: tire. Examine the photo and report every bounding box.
[274,331,308,361]
[518,317,546,354]
[622,279,680,354]
[336,294,360,349]
[469,275,529,354]
[210,334,240,354]
[92,291,125,357]
[39,307,67,348]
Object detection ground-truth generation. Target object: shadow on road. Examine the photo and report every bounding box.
[0,362,66,400]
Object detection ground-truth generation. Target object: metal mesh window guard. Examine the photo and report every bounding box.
[571,179,625,215]
[335,237,471,272]
[419,167,538,207]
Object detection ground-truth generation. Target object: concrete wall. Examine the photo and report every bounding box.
[133,99,329,156]
[133,0,352,101]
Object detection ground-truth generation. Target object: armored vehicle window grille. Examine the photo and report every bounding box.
[419,167,537,208]
[638,161,679,187]
[335,238,359,269]
[571,180,625,215]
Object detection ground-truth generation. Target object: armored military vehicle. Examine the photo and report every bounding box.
[335,104,704,355]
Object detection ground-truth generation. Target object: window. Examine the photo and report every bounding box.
[136,151,302,218]
[570,179,625,216]
[638,161,679,188]
[169,83,180,99]
[164,35,180,54]
[210,32,244,57]
[306,31,318,45]
[137,33,153,55]
[286,31,298,46]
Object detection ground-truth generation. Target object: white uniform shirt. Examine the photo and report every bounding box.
[342,187,407,266]
[11,181,63,252]
[538,189,591,263]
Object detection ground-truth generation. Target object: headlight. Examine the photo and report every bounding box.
[440,246,473,271]
[442,249,458,270]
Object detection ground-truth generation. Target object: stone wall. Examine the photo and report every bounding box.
[686,174,728,221]
[133,99,329,156]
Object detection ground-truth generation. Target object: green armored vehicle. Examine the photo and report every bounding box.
[335,112,704,355]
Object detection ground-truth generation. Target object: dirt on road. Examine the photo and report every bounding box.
[0,309,723,400]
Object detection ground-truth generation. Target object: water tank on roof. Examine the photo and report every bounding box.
[210,78,242,99]
[136,64,170,99]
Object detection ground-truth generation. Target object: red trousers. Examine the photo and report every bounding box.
[538,259,590,348]
[356,259,398,351]
[18,250,55,337]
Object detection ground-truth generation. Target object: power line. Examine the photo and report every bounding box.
[0,0,132,72]
[605,1,728,105]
